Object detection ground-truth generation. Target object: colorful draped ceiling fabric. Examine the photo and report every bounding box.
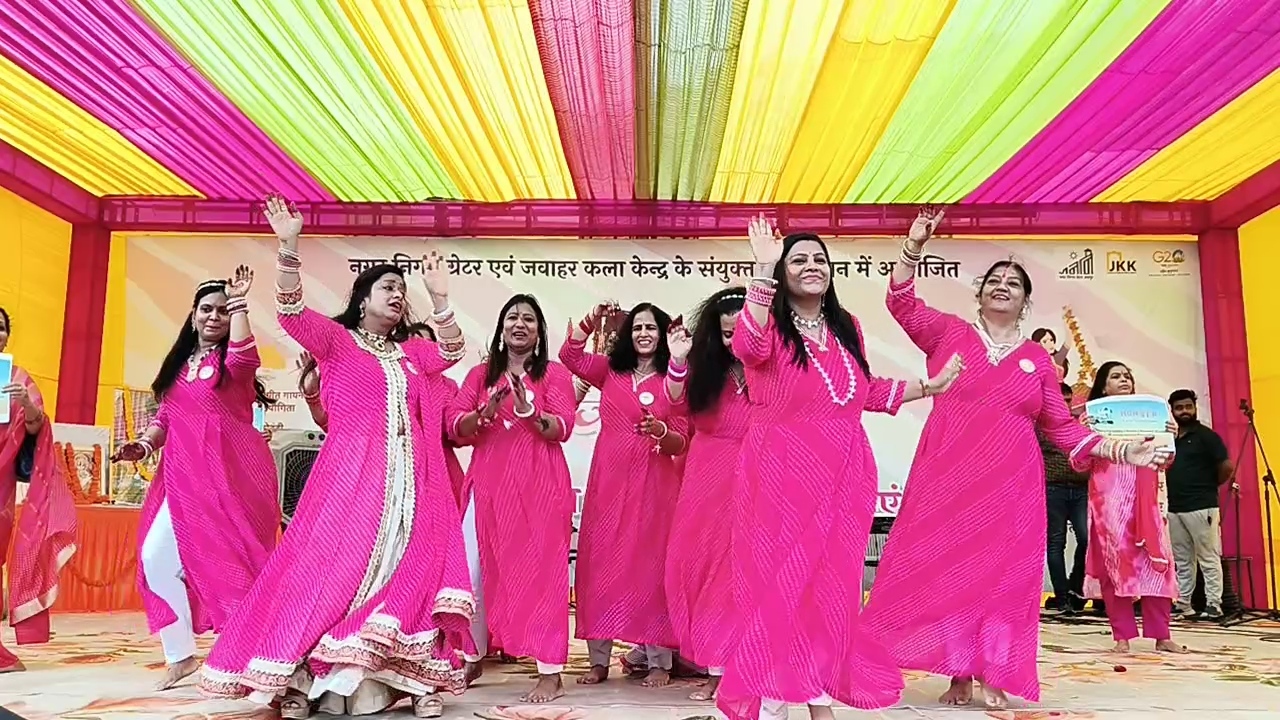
[0,0,1278,204]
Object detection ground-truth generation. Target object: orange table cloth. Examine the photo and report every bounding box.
[6,504,143,613]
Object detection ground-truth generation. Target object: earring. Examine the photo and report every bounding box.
[499,338,505,352]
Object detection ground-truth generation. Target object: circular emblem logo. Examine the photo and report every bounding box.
[197,365,215,380]
[638,391,655,406]
[1019,358,1036,374]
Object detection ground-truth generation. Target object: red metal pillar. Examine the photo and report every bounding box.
[1198,227,1268,607]
[55,223,111,424]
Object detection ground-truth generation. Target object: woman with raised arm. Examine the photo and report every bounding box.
[662,287,746,703]
[0,307,77,675]
[716,219,962,720]
[113,270,279,690]
[1081,361,1183,654]
[861,210,1171,710]
[559,301,688,688]
[447,293,578,703]
[199,196,474,720]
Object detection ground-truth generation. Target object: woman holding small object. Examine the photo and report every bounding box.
[0,307,77,674]
[114,271,279,690]
[199,196,475,720]
[662,287,747,702]
[717,219,963,720]
[560,301,687,688]
[1081,361,1183,653]
[862,209,1173,710]
[448,293,578,703]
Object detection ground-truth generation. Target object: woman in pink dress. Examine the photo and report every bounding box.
[717,220,962,720]
[1081,361,1183,653]
[0,307,77,674]
[448,293,577,703]
[198,197,474,720]
[113,269,280,690]
[559,301,688,688]
[660,287,747,702]
[861,210,1173,710]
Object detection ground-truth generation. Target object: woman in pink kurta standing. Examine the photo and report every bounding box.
[861,210,1173,710]
[660,287,748,703]
[717,221,962,720]
[114,270,280,690]
[1080,361,1184,653]
[198,197,475,720]
[560,301,688,688]
[449,293,577,703]
[0,308,77,674]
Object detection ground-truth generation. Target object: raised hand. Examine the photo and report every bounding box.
[1123,438,1173,471]
[263,194,303,246]
[422,249,448,299]
[925,353,965,395]
[226,264,254,298]
[747,213,782,266]
[667,320,692,361]
[908,206,945,246]
[480,384,512,421]
[296,351,319,396]
[510,373,532,414]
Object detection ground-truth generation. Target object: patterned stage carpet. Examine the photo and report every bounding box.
[1,613,1277,719]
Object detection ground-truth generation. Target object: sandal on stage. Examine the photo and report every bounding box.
[413,694,444,718]
[280,691,312,720]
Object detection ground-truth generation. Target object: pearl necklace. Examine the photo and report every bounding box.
[803,334,857,406]
[973,316,1023,365]
[791,310,824,330]
[186,346,213,381]
[356,326,390,352]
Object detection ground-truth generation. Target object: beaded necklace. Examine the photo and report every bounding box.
[802,326,857,406]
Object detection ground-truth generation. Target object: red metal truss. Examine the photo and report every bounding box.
[1209,156,1280,228]
[0,139,99,223]
[99,198,1211,238]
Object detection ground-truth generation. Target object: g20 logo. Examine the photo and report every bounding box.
[1151,249,1185,265]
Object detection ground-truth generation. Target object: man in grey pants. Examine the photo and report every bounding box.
[1167,389,1234,620]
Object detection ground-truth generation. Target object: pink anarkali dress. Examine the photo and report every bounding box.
[446,362,578,671]
[1080,459,1178,642]
[862,278,1102,702]
[199,306,476,715]
[716,310,908,720]
[664,381,749,676]
[558,336,687,668]
[136,336,279,662]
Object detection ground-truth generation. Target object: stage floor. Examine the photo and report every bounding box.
[2,613,1278,719]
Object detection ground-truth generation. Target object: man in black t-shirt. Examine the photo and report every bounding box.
[1166,389,1233,619]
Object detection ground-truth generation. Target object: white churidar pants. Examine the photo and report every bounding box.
[140,500,197,664]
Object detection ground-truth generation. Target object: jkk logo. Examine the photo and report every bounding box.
[1106,251,1136,274]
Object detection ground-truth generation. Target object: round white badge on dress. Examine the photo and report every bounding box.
[525,388,536,403]
[1019,358,1036,374]
[197,365,215,380]
[638,391,654,406]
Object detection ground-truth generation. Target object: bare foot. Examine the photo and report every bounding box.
[464,660,484,687]
[689,675,721,701]
[1111,640,1131,653]
[156,656,201,691]
[522,673,565,703]
[978,681,1008,710]
[1156,639,1188,653]
[577,665,609,685]
[640,667,671,688]
[808,705,836,720]
[0,660,26,673]
[939,676,973,705]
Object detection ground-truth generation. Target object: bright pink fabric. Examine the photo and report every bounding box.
[1101,588,1171,642]
[558,337,685,648]
[135,337,279,635]
[0,367,77,668]
[862,278,1102,702]
[527,0,635,200]
[664,382,747,671]
[1080,460,1177,602]
[715,310,907,720]
[967,0,1280,203]
[199,308,476,700]
[0,0,333,200]
[446,362,577,665]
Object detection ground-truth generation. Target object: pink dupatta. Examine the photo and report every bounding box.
[1134,465,1169,569]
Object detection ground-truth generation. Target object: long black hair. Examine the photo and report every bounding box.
[332,263,420,343]
[152,281,274,406]
[686,288,745,415]
[770,233,870,375]
[1088,360,1131,402]
[484,293,550,387]
[607,302,671,373]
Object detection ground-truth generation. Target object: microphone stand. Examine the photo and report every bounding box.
[1223,400,1280,625]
